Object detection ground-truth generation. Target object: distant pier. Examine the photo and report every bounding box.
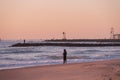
[11,39,120,47]
[46,39,120,42]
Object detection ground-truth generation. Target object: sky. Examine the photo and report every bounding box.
[0,0,120,40]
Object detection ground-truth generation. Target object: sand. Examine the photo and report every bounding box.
[0,59,120,80]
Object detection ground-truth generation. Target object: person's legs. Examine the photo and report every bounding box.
[63,58,67,64]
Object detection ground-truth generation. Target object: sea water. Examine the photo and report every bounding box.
[0,40,120,70]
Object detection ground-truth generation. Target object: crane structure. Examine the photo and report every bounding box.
[110,27,114,39]
[110,27,120,39]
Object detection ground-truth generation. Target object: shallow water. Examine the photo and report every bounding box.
[0,40,120,70]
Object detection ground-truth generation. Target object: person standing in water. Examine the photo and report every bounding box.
[63,49,67,64]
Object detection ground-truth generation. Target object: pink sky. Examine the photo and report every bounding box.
[0,0,120,40]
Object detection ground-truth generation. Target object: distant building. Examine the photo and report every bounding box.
[113,34,120,39]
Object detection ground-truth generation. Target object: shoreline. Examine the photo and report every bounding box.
[0,59,117,71]
[0,59,120,80]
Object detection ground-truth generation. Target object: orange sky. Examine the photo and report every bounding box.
[0,0,120,40]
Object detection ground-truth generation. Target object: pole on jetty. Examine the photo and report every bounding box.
[62,32,66,40]
[24,39,26,44]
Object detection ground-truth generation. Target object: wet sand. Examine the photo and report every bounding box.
[0,59,120,80]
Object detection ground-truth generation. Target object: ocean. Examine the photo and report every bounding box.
[0,40,120,70]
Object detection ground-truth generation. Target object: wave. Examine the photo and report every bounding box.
[36,55,91,60]
[85,50,103,52]
[0,47,44,54]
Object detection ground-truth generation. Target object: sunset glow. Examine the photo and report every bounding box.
[0,0,120,40]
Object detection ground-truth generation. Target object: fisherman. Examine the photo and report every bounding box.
[63,49,67,64]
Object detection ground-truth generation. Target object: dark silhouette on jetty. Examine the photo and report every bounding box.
[11,39,120,47]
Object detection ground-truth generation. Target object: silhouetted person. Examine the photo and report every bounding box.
[24,39,26,44]
[63,49,67,64]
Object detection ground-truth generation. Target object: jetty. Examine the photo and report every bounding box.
[11,39,120,47]
[45,39,120,42]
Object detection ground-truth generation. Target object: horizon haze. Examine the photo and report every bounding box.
[0,0,120,40]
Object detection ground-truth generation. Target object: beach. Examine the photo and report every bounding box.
[0,59,120,80]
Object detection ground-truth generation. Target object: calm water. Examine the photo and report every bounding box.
[0,40,120,70]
